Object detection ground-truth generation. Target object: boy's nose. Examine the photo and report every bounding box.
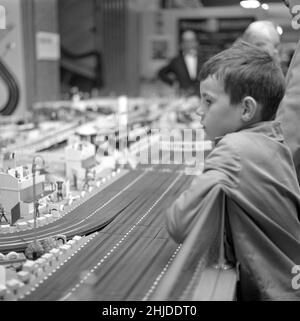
[196,106,205,120]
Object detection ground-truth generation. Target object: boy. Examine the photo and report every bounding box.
[166,42,300,300]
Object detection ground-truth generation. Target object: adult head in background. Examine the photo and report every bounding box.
[180,30,199,55]
[241,20,281,63]
[157,30,203,97]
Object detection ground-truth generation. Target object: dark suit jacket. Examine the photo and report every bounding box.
[158,52,203,96]
[276,38,300,183]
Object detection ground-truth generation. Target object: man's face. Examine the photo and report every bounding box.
[182,38,198,53]
[181,31,198,54]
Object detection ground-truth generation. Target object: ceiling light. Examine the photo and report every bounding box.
[261,3,269,10]
[277,26,283,35]
[240,0,261,9]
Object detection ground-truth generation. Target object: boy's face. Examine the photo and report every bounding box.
[198,76,243,140]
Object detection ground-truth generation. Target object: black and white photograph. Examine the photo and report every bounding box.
[150,35,170,60]
[0,0,300,306]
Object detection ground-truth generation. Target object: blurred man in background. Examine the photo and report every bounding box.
[241,20,281,64]
[158,30,203,97]
[240,20,296,74]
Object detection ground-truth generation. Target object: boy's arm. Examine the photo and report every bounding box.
[166,170,229,244]
[166,139,240,243]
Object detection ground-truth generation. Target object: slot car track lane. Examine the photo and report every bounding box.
[20,171,194,301]
[0,170,153,253]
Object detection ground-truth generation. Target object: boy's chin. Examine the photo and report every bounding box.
[203,127,221,141]
[204,131,214,141]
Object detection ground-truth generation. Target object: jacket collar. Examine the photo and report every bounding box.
[214,121,284,146]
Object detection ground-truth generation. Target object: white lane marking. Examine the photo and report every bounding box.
[21,233,98,299]
[60,173,183,300]
[59,292,72,301]
[142,244,182,301]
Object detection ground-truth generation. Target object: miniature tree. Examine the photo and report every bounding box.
[40,237,58,253]
[24,241,45,260]
[11,262,22,272]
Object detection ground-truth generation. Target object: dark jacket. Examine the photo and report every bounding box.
[158,52,203,96]
[166,121,300,300]
[276,38,300,183]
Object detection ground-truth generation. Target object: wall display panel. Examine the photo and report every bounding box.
[0,0,26,116]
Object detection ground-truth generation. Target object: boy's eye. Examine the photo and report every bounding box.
[205,99,212,106]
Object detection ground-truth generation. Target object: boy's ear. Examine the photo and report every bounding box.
[240,96,258,122]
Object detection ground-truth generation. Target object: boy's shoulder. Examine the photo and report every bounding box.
[206,133,242,168]
[205,130,272,177]
[212,127,278,162]
[215,130,256,152]
[217,121,285,151]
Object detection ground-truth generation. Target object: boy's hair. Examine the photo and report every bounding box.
[199,41,285,121]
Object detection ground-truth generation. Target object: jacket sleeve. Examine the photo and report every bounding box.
[276,39,300,181]
[166,138,241,243]
[158,59,177,86]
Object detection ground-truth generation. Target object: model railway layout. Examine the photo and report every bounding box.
[20,168,194,301]
[0,97,237,301]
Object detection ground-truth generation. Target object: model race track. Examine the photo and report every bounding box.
[18,167,194,300]
[0,169,168,252]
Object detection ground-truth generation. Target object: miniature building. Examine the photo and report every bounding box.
[0,165,46,223]
[75,124,97,145]
[2,152,16,172]
[65,141,96,182]
[65,140,116,188]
